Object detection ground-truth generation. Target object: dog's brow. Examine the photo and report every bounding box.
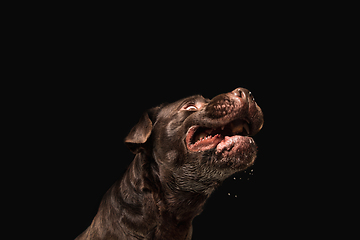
[177,97,197,110]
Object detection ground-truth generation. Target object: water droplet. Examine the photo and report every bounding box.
[228,193,231,196]
[234,195,238,198]
[233,177,236,180]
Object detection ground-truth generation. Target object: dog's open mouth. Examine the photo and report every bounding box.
[186,119,252,152]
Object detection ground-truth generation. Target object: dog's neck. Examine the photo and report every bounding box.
[159,177,210,219]
[119,152,213,239]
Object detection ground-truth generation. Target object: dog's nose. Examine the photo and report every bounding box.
[232,87,255,102]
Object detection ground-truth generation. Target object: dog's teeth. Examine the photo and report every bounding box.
[196,132,207,142]
[243,123,250,135]
[230,121,250,135]
[231,123,243,134]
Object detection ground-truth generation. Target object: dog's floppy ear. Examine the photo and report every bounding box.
[125,106,162,154]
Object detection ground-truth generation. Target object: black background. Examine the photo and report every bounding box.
[31,13,343,239]
[11,4,355,239]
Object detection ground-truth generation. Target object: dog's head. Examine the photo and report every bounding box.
[125,88,263,193]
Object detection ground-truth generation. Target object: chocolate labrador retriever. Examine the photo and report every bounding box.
[76,87,263,240]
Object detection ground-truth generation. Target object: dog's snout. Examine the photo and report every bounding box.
[232,87,254,102]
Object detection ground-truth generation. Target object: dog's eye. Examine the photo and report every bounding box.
[184,104,198,111]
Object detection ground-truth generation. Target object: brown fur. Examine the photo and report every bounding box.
[76,88,263,240]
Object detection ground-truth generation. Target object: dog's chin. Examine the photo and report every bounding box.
[214,135,257,171]
[188,134,258,172]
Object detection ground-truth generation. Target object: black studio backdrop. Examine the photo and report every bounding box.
[35,11,339,239]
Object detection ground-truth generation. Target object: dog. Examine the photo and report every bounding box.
[76,87,263,240]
